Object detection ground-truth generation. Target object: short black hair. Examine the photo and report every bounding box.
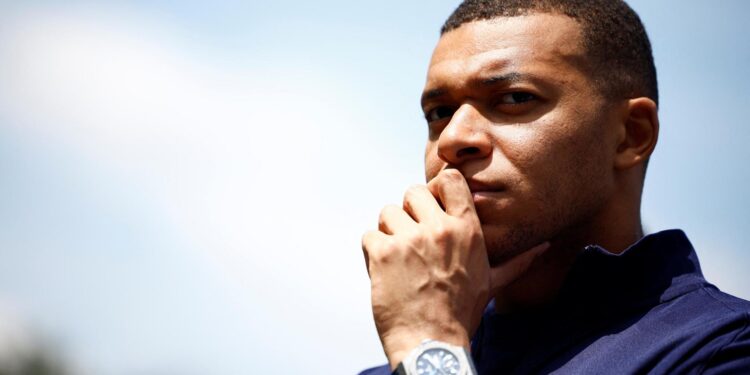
[442,0,658,106]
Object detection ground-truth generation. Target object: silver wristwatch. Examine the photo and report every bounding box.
[396,339,477,375]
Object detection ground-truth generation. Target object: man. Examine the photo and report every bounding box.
[360,0,750,374]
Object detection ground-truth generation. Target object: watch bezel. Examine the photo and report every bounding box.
[397,339,476,375]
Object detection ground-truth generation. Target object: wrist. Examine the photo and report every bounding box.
[383,328,470,370]
[392,339,476,375]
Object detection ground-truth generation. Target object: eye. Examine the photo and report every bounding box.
[498,92,537,105]
[424,106,455,123]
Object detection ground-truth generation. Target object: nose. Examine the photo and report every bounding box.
[437,104,492,165]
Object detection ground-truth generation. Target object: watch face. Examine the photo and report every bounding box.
[415,347,462,375]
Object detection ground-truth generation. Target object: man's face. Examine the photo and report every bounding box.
[422,14,621,263]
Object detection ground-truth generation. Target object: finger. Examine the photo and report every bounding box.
[427,169,476,218]
[378,204,416,234]
[402,184,444,223]
[488,242,550,296]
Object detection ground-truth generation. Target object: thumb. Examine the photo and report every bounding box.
[488,242,550,296]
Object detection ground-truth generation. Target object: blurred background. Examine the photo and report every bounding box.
[0,0,748,374]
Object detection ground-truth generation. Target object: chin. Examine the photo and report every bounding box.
[482,223,540,266]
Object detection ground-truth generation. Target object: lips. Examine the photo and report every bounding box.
[466,179,506,194]
[465,179,508,208]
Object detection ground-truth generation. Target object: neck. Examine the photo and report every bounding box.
[493,187,644,313]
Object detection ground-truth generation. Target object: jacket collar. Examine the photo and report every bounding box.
[558,229,705,315]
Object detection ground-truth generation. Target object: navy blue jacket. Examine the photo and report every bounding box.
[360,230,750,374]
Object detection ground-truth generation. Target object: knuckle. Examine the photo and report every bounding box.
[403,228,425,246]
[365,236,397,262]
[378,204,398,224]
[404,184,426,200]
[381,204,401,216]
[442,168,463,181]
[361,230,378,249]
[431,222,452,241]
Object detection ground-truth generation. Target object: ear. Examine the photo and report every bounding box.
[614,97,659,170]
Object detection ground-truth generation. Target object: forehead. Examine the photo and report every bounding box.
[427,14,587,88]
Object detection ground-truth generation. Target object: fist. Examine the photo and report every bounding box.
[362,169,546,368]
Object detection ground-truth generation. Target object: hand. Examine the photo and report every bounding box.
[362,169,549,369]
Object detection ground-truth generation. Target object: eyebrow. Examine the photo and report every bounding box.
[421,88,447,105]
[421,72,527,108]
[480,72,523,86]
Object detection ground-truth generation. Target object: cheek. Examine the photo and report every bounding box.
[496,116,601,198]
[521,113,613,204]
[500,129,551,165]
[494,124,559,183]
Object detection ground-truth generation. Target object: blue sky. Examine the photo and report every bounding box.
[0,1,748,374]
